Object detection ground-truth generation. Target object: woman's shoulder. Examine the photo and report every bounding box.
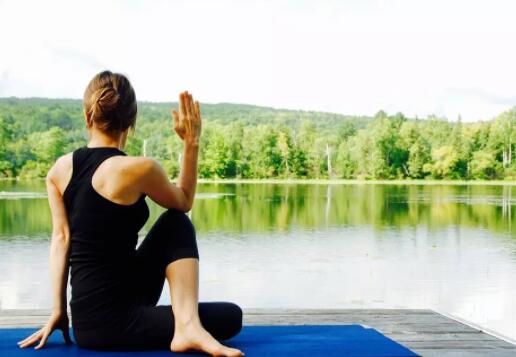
[46,152,74,194]
[48,152,73,178]
[110,155,159,181]
[107,155,164,196]
[117,154,155,171]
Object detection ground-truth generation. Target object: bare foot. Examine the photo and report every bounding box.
[171,319,244,357]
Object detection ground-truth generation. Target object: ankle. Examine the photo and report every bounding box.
[174,313,201,330]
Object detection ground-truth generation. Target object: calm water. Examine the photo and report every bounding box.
[0,181,515,340]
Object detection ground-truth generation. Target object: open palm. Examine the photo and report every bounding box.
[172,91,202,145]
[17,311,72,349]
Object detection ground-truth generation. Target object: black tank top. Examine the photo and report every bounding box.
[63,146,149,330]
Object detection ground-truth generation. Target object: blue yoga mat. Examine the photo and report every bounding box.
[1,325,420,356]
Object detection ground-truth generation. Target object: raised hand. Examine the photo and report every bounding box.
[172,91,202,145]
[17,310,72,349]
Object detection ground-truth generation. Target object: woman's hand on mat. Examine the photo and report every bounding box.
[17,310,72,349]
[172,91,202,145]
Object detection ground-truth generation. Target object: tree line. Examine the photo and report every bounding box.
[0,97,514,180]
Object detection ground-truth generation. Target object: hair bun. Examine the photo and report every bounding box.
[83,70,137,134]
[91,87,120,118]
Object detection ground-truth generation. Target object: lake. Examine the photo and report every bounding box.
[0,181,515,341]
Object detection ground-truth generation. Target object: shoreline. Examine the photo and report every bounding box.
[1,177,515,186]
[197,178,516,186]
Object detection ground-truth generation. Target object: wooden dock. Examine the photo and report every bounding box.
[1,308,515,356]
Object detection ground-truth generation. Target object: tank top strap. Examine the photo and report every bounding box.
[71,146,127,185]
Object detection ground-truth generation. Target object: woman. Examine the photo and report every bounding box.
[17,70,245,357]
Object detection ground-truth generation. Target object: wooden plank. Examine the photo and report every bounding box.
[243,308,435,315]
[1,308,514,356]
[0,308,436,316]
[405,339,515,348]
[387,333,500,342]
[418,350,516,357]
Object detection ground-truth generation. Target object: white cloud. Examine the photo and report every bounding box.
[0,0,515,121]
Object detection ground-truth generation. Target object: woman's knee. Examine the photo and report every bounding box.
[158,209,199,262]
[222,302,243,340]
[138,209,199,268]
[160,209,196,234]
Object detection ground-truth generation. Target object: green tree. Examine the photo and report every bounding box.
[424,146,460,179]
[488,108,515,171]
[28,127,65,163]
[469,150,498,179]
[450,115,468,178]
[201,126,228,178]
[336,140,357,178]
[0,117,14,177]
[407,138,431,178]
[0,97,515,181]
[297,121,319,178]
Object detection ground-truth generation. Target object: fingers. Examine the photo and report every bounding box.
[172,109,180,129]
[17,329,39,346]
[17,328,43,348]
[35,329,50,350]
[172,109,185,139]
[17,329,39,345]
[185,92,193,118]
[175,91,201,142]
[198,104,202,129]
[194,100,202,133]
[177,91,198,116]
[195,100,201,120]
[179,92,187,118]
[190,94,195,117]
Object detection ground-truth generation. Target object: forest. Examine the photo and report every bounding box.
[0,97,514,180]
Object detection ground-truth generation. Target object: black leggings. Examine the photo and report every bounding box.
[73,209,243,351]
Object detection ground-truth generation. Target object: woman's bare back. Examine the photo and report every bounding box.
[52,152,145,204]
[50,151,188,211]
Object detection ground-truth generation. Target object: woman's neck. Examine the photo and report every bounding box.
[86,129,123,149]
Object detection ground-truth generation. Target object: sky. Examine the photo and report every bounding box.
[1,0,516,122]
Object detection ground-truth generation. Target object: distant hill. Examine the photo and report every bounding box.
[0,97,374,135]
[0,97,513,181]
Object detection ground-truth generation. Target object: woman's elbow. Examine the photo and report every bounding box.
[51,230,70,244]
[174,192,193,213]
[178,201,193,213]
[161,198,191,213]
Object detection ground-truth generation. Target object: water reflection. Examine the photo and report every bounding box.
[192,184,515,235]
[0,181,515,341]
[1,182,514,237]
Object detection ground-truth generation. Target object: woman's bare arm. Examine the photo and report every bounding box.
[18,158,72,349]
[138,91,201,212]
[176,141,199,210]
[46,161,71,315]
